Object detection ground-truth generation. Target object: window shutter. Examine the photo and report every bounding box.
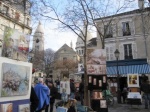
[129,21,134,35]
[110,47,114,61]
[106,47,109,60]
[119,44,124,60]
[132,43,137,59]
[112,24,116,37]
[118,23,122,37]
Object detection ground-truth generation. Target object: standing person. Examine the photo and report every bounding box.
[34,78,50,112]
[141,80,150,109]
[121,87,128,103]
[46,82,58,112]
[79,78,84,105]
[70,79,76,99]
[30,86,39,112]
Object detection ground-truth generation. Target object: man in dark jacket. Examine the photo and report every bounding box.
[79,79,84,105]
[46,82,57,112]
[141,80,150,109]
[30,86,39,112]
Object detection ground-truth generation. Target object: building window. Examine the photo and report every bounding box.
[82,50,84,55]
[124,44,133,59]
[104,25,113,38]
[106,47,114,61]
[63,57,67,64]
[122,22,131,36]
[35,46,39,50]
[3,5,9,15]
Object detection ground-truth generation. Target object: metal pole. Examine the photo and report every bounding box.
[117,57,121,103]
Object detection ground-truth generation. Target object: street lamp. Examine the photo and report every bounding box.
[114,49,121,104]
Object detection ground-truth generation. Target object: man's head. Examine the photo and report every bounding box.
[38,78,43,83]
[48,82,53,87]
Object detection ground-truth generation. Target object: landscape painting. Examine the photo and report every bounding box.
[19,104,30,112]
[1,103,13,112]
[1,62,30,97]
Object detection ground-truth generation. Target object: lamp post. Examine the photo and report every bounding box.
[114,49,121,104]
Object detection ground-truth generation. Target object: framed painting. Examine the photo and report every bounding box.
[0,103,13,112]
[0,57,32,102]
[56,107,68,112]
[18,104,30,112]
[100,100,107,108]
[92,91,103,100]
[127,74,139,87]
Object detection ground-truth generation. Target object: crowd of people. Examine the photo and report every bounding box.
[30,76,79,112]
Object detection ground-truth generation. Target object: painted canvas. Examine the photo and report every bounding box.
[19,104,30,112]
[1,103,13,112]
[1,63,30,97]
[56,107,68,112]
[87,48,106,75]
[2,27,30,61]
[60,81,70,94]
[127,74,139,87]
[100,100,107,108]
[92,91,103,99]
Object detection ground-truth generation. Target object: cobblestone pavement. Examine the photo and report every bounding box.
[108,98,150,112]
[43,99,150,112]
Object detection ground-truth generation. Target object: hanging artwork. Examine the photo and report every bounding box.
[0,103,13,112]
[89,76,92,83]
[56,107,68,112]
[60,81,70,94]
[93,78,97,85]
[87,49,106,75]
[103,76,106,83]
[18,104,30,112]
[92,91,103,99]
[127,74,139,87]
[0,57,32,102]
[100,100,107,108]
[99,80,102,87]
[2,27,30,61]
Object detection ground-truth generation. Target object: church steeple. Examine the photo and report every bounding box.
[32,21,44,52]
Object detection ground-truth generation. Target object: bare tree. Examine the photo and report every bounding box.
[30,0,135,106]
[53,59,78,77]
[44,48,55,75]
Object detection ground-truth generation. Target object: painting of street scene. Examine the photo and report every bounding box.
[1,62,30,97]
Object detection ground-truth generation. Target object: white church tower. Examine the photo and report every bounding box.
[32,21,44,52]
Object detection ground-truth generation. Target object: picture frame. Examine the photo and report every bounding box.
[89,76,92,83]
[0,57,32,102]
[18,104,30,112]
[100,100,107,108]
[92,91,103,100]
[93,78,96,85]
[56,106,68,112]
[103,76,106,83]
[127,74,139,87]
[99,80,102,87]
[0,103,13,112]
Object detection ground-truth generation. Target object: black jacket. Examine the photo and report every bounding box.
[141,83,150,94]
[30,86,39,112]
[50,86,58,104]
[79,82,84,94]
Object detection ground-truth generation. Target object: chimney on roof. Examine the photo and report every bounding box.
[138,0,144,9]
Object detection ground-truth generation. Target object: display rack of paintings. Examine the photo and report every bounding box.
[18,104,30,112]
[87,48,108,112]
[88,75,107,90]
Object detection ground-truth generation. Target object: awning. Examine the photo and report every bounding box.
[107,64,150,76]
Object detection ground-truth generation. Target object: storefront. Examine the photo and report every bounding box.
[106,58,150,94]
